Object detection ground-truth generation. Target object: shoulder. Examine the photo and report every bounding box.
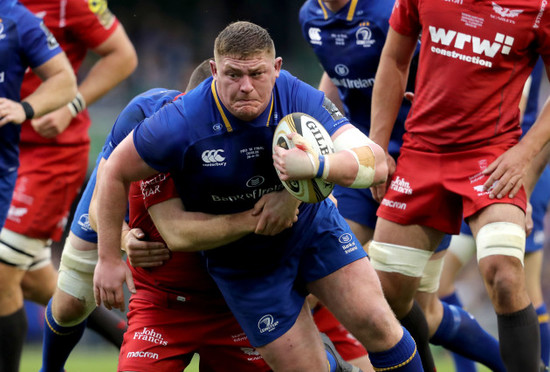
[299,0,323,24]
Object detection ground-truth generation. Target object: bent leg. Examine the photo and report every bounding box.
[309,257,422,371]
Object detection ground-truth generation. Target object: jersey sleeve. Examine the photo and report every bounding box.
[19,10,62,68]
[102,100,147,160]
[389,0,421,37]
[133,102,187,172]
[139,172,179,209]
[65,0,120,50]
[533,10,550,66]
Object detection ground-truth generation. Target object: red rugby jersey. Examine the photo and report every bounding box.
[128,172,224,300]
[390,0,550,151]
[20,0,119,145]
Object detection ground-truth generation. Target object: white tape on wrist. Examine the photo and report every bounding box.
[67,92,86,117]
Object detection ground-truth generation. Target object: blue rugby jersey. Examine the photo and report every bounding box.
[0,0,62,175]
[134,71,348,215]
[133,71,351,267]
[299,0,416,156]
[70,88,182,242]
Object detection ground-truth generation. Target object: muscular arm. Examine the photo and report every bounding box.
[96,133,156,261]
[30,25,138,138]
[94,133,157,310]
[0,53,76,127]
[148,198,259,252]
[370,27,417,151]
[369,27,418,200]
[483,93,550,199]
[273,123,388,188]
[79,25,137,107]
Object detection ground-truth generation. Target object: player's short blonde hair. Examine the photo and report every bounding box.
[214,21,275,61]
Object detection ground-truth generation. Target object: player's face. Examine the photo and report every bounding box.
[212,52,282,121]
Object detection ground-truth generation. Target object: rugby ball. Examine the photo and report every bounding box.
[272,112,335,203]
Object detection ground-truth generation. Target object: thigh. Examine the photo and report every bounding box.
[0,170,17,230]
[118,298,195,372]
[377,146,463,234]
[308,257,403,351]
[5,144,88,241]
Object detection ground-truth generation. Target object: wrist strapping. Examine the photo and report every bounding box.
[67,92,86,117]
[315,155,325,178]
[21,101,34,120]
[315,155,330,179]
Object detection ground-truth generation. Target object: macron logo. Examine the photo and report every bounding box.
[428,26,514,57]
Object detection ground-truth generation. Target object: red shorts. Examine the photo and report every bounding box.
[4,143,88,241]
[377,142,527,234]
[313,304,368,361]
[118,290,270,372]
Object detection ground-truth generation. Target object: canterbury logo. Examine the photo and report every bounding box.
[201,149,226,164]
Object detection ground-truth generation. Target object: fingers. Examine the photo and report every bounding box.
[128,248,170,267]
[93,284,102,307]
[126,267,136,296]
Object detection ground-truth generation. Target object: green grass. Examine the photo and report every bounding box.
[21,343,489,372]
[20,343,199,372]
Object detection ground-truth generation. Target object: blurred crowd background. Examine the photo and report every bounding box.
[23,0,550,362]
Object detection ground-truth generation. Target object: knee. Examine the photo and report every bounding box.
[52,293,88,326]
[480,256,526,305]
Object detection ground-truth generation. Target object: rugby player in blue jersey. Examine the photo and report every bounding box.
[0,2,75,370]
[94,21,424,372]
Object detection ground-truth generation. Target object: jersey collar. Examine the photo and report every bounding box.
[211,79,274,132]
[317,0,359,21]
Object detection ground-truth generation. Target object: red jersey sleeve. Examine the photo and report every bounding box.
[533,7,550,65]
[66,0,120,50]
[140,172,179,210]
[389,0,421,37]
[128,172,177,243]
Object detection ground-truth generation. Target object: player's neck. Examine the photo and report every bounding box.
[323,0,350,13]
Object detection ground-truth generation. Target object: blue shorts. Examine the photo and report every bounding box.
[0,170,17,230]
[70,155,100,243]
[434,234,452,253]
[203,200,366,347]
[332,185,378,229]
[460,166,550,253]
[526,166,550,253]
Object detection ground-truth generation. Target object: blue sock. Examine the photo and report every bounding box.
[369,327,424,372]
[326,350,337,372]
[431,301,506,372]
[537,304,550,368]
[40,298,87,372]
[441,292,478,372]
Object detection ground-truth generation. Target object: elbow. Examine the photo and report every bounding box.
[119,44,138,79]
[165,239,195,252]
[124,48,138,77]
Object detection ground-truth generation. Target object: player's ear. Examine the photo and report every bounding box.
[210,60,218,79]
[274,57,283,75]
